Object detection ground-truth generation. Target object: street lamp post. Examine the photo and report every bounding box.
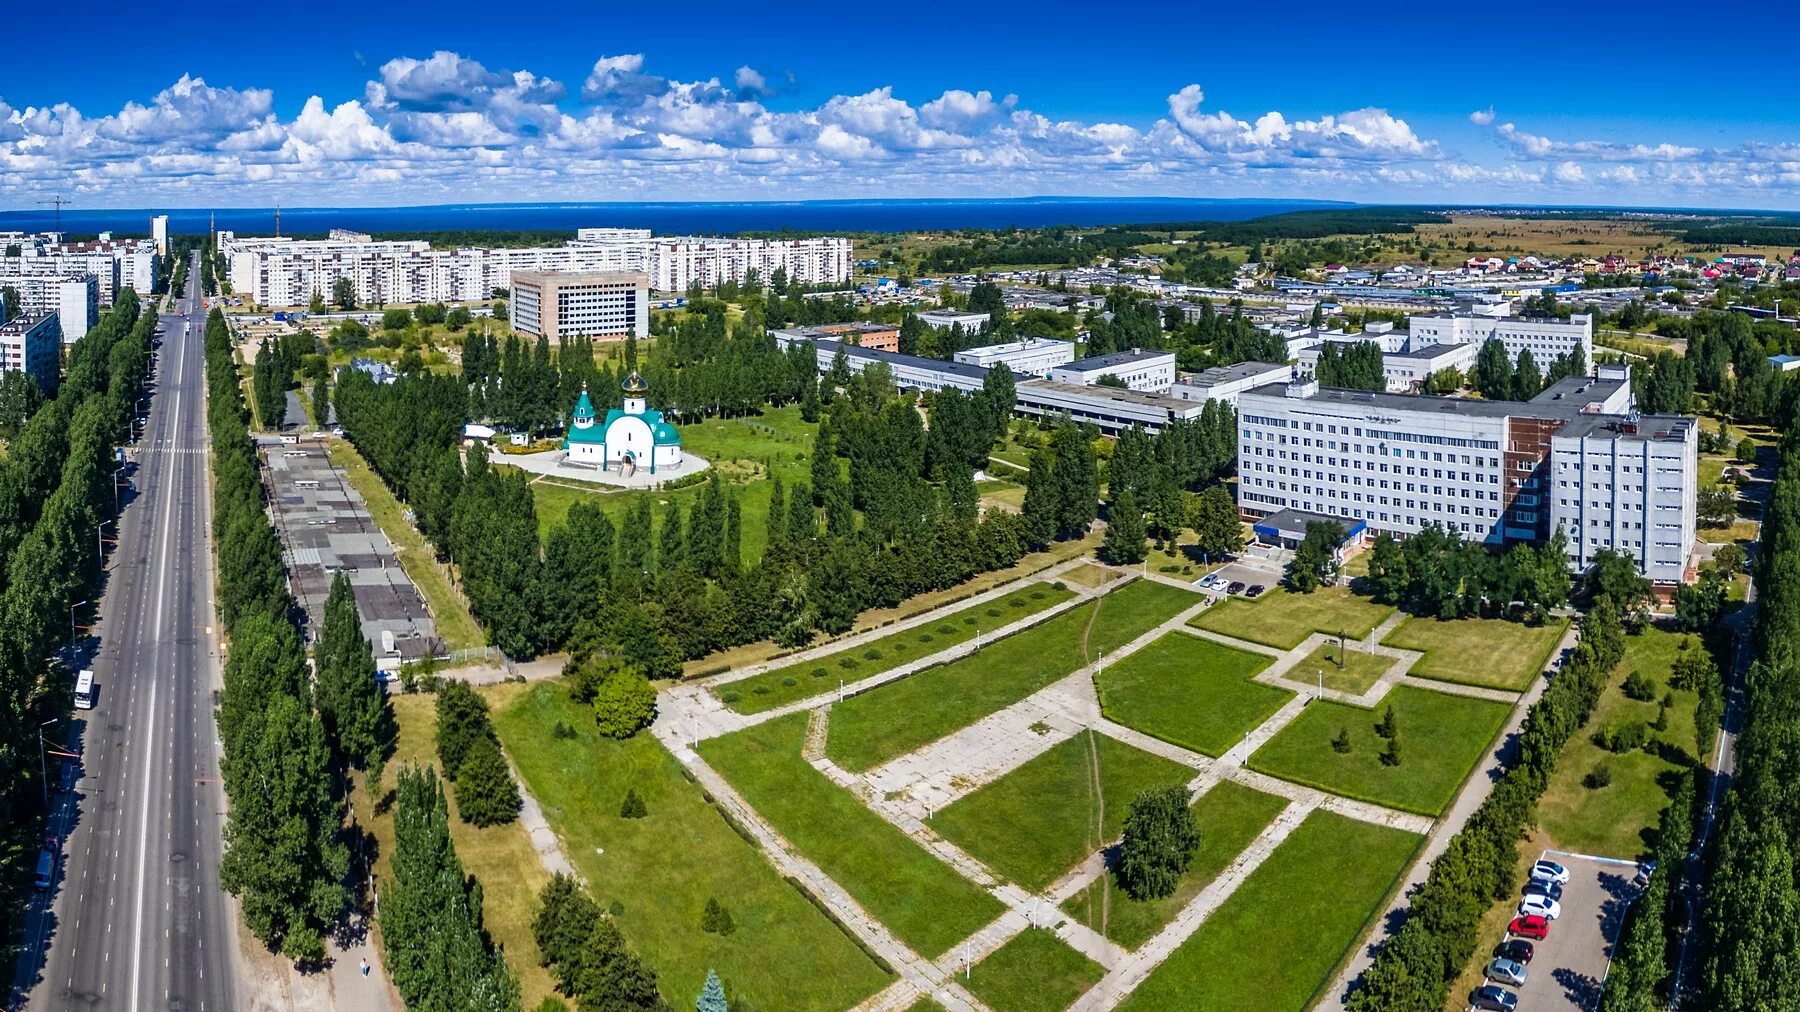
[96,519,112,562]
[37,719,55,807]
[68,600,87,653]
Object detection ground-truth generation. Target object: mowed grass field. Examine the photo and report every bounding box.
[934,731,1195,892]
[1291,640,1397,695]
[1536,627,1704,857]
[524,404,818,561]
[1060,780,1291,951]
[826,579,1200,772]
[963,929,1105,1012]
[492,685,891,1009]
[1096,633,1291,757]
[699,712,1004,959]
[1249,685,1511,816]
[1190,586,1393,650]
[716,583,1074,714]
[1383,615,1568,691]
[1117,811,1421,1012]
[349,686,559,1008]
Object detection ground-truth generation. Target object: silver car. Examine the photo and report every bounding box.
[1485,957,1528,988]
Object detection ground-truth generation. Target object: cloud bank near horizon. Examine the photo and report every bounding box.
[3,51,1796,209]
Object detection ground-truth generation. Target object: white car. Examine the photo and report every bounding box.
[1518,895,1561,921]
[1529,860,1570,885]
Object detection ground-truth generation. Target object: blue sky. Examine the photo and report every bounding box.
[6,1,1800,210]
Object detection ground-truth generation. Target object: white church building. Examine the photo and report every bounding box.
[562,371,684,476]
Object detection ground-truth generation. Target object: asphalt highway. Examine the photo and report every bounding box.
[10,253,239,1012]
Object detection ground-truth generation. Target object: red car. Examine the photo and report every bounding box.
[1508,914,1550,941]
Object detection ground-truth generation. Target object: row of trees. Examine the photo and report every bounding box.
[1364,525,1574,622]
[531,873,667,1009]
[1469,338,1587,402]
[0,292,151,931]
[434,682,522,827]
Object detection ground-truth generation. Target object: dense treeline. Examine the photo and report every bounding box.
[533,873,666,1009]
[205,309,355,964]
[1365,525,1573,622]
[0,292,151,937]
[1314,341,1385,391]
[1699,393,1800,1007]
[1349,581,1636,1010]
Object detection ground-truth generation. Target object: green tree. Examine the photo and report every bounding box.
[695,970,727,1012]
[1285,522,1341,593]
[1471,338,1512,399]
[436,680,492,776]
[1190,485,1244,561]
[1366,532,1410,604]
[455,732,522,827]
[1,284,19,321]
[592,660,658,739]
[1051,421,1098,539]
[570,917,665,1011]
[309,289,326,315]
[533,873,601,994]
[1102,488,1148,564]
[1019,448,1057,549]
[700,897,735,936]
[314,572,392,777]
[1115,784,1201,901]
[332,276,356,310]
[1737,437,1758,464]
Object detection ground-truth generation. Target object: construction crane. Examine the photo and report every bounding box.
[37,194,73,232]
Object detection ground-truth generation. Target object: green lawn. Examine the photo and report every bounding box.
[935,732,1196,891]
[1291,641,1397,696]
[963,929,1104,1012]
[826,579,1201,773]
[1190,586,1394,651]
[1059,780,1290,951]
[524,404,818,562]
[1537,628,1704,857]
[1249,685,1511,816]
[1382,615,1568,692]
[1096,633,1291,757]
[1118,811,1421,1012]
[699,712,1004,958]
[492,686,890,1009]
[717,584,1075,714]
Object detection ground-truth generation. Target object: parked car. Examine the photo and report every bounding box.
[1518,895,1561,920]
[1471,985,1519,1011]
[1246,584,1267,598]
[1494,938,1534,964]
[1530,859,1571,884]
[1227,581,1246,594]
[1634,860,1658,889]
[1507,914,1550,940]
[1485,957,1528,987]
[1523,880,1564,903]
[1197,574,1220,588]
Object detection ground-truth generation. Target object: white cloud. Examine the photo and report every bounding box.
[582,54,667,103]
[1469,107,1495,126]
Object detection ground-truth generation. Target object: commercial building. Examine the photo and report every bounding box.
[220,229,851,307]
[915,309,990,332]
[1405,304,1594,367]
[1171,361,1291,407]
[509,270,649,341]
[1049,349,1177,391]
[1234,372,1695,584]
[0,274,98,341]
[0,313,62,393]
[954,337,1075,376]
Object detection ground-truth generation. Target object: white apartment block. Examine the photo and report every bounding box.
[1049,350,1177,392]
[0,274,98,341]
[953,337,1074,376]
[916,309,991,332]
[1236,375,1696,584]
[151,215,169,256]
[219,229,851,307]
[1171,361,1291,407]
[1406,304,1594,368]
[510,270,649,340]
[0,313,63,393]
[1380,342,1476,392]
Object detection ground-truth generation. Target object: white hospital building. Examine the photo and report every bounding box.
[510,270,649,340]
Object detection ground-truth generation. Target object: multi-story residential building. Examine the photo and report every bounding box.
[954,337,1075,377]
[0,313,63,393]
[151,215,169,256]
[509,270,649,341]
[0,233,159,304]
[646,236,852,293]
[0,274,98,340]
[916,309,991,332]
[1406,303,1594,367]
[1049,349,1178,392]
[1235,371,1694,584]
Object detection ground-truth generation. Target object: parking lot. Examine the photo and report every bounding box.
[1194,558,1283,596]
[1486,851,1644,1011]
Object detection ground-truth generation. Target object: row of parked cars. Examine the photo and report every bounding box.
[1473,860,1570,1010]
[1195,573,1267,598]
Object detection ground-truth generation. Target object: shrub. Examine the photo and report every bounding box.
[1030,590,1046,600]
[1375,704,1398,739]
[593,663,658,739]
[619,787,647,819]
[1593,721,1650,754]
[781,676,797,687]
[919,633,934,644]
[1115,785,1201,901]
[1379,734,1403,767]
[552,721,579,740]
[986,606,1002,617]
[435,680,491,776]
[1009,597,1027,608]
[1332,727,1353,754]
[937,623,957,635]
[700,897,736,936]
[1621,670,1657,702]
[837,656,858,670]
[962,615,977,626]
[752,684,770,695]
[863,647,883,661]
[810,666,828,678]
[1584,763,1614,790]
[1052,581,1068,591]
[720,690,741,703]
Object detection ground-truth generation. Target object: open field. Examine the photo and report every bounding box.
[1095,633,1290,757]
[1382,615,1567,692]
[1190,585,1393,650]
[1059,780,1290,951]
[935,731,1195,892]
[1249,685,1511,816]
[1291,640,1395,695]
[349,685,558,1008]
[493,685,891,1008]
[825,579,1200,773]
[523,404,818,561]
[326,438,485,653]
[963,929,1104,1012]
[699,712,1004,959]
[1116,810,1421,1012]
[717,583,1074,714]
[1536,627,1703,857]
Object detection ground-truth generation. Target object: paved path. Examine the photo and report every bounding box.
[1323,620,1579,1008]
[507,753,578,879]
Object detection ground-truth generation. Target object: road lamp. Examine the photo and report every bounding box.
[96,519,112,562]
[68,600,87,653]
[37,719,56,807]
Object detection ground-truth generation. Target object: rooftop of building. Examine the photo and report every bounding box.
[959,336,1073,355]
[785,334,992,381]
[1060,348,1176,372]
[1185,360,1290,385]
[1555,413,1695,442]
[1388,342,1473,361]
[1243,380,1691,440]
[1529,374,1629,407]
[0,313,55,333]
[1016,379,1196,411]
[507,269,649,286]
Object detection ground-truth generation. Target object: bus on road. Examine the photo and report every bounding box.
[74,669,95,710]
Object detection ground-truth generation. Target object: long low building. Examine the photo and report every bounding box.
[1049,349,1178,391]
[954,337,1074,376]
[1171,361,1291,407]
[1235,373,1695,584]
